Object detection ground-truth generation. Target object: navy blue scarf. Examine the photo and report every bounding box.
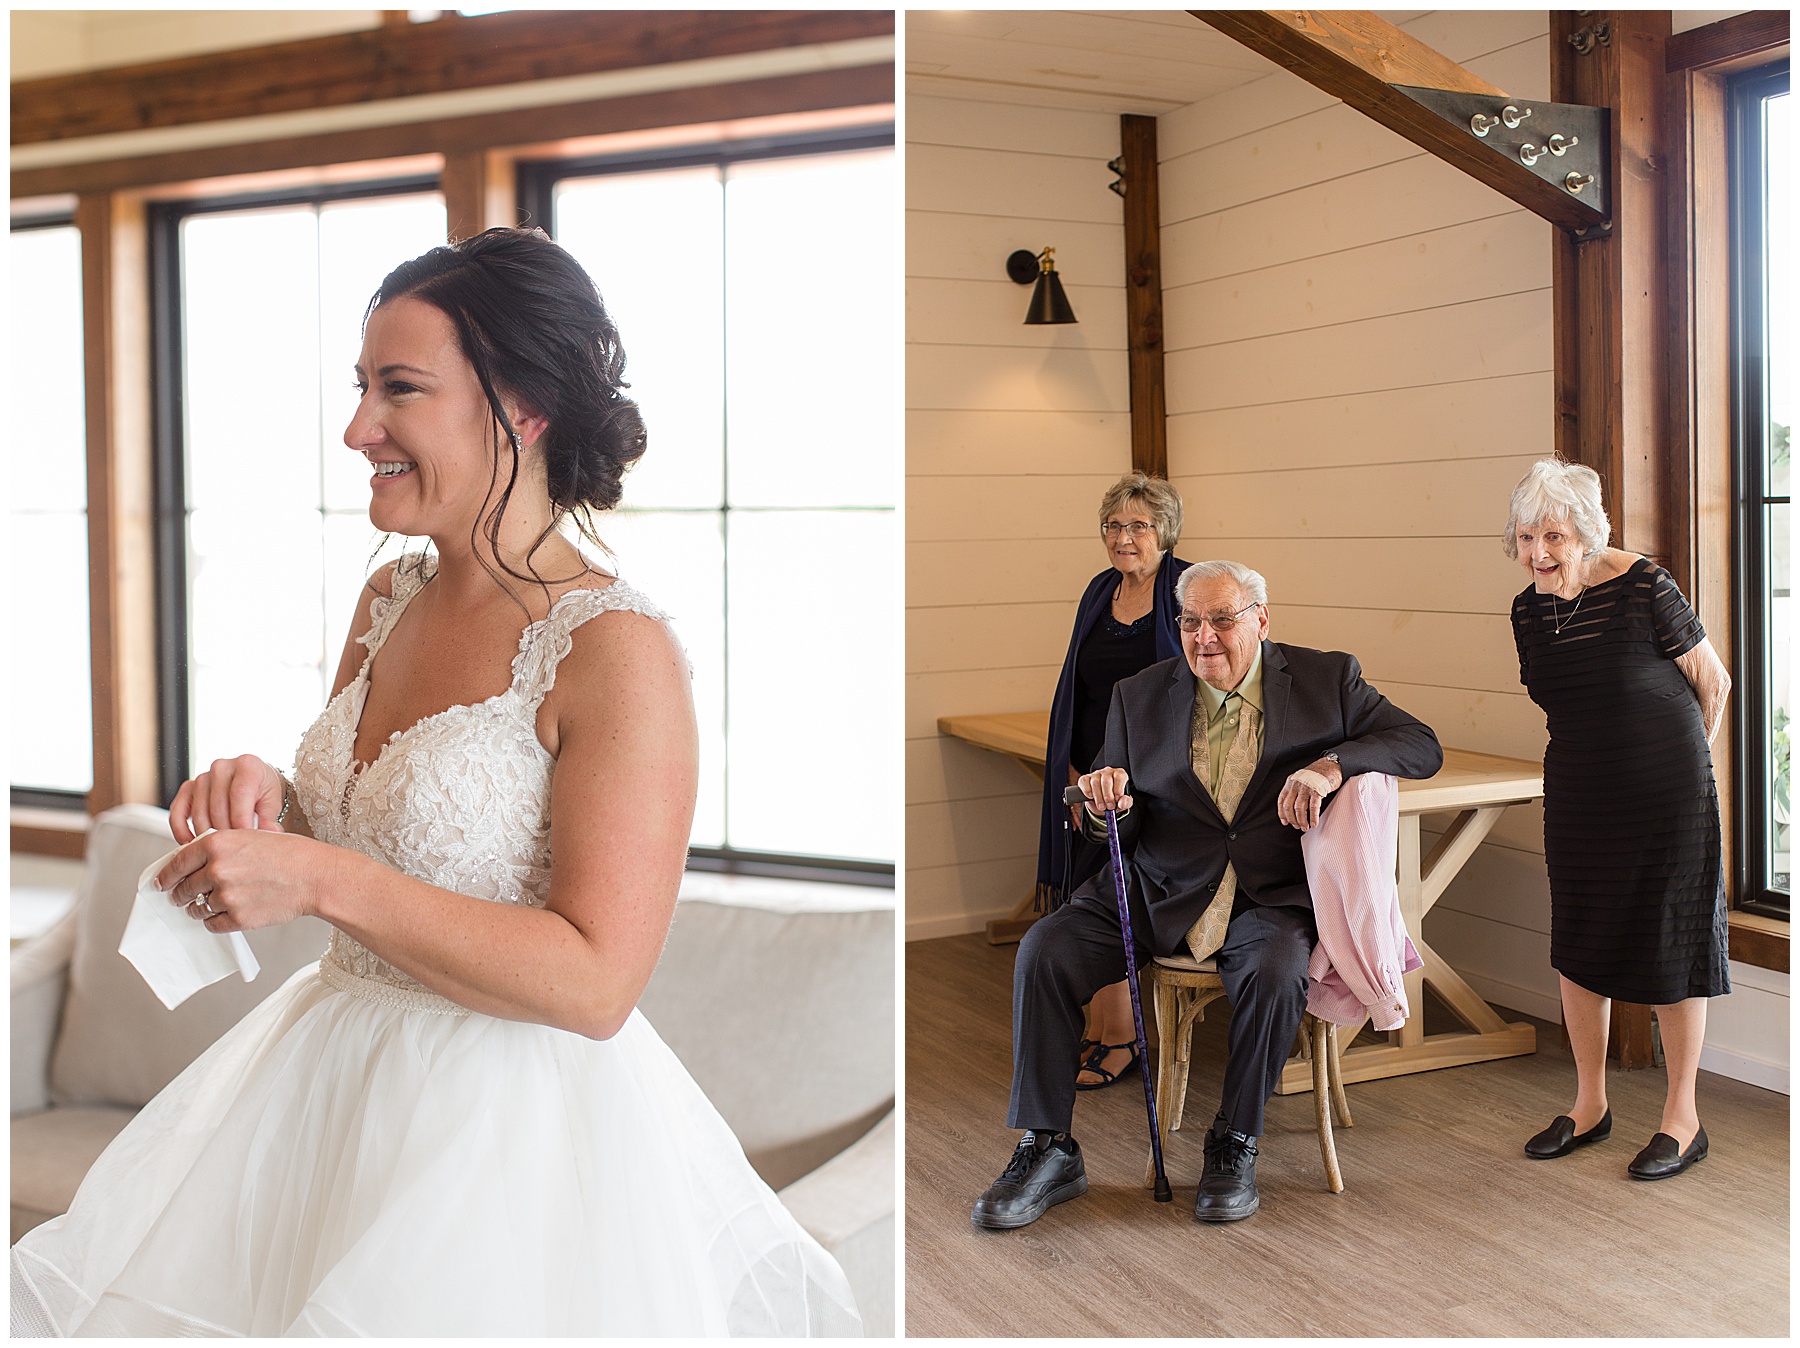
[1035,551,1189,906]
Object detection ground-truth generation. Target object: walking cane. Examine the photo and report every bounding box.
[1063,784,1172,1203]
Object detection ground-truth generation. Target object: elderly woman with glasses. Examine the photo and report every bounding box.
[1506,458,1732,1181]
[1037,472,1190,1091]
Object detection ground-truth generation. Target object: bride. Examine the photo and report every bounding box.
[10,227,861,1337]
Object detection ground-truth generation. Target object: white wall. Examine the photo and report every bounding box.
[905,91,1134,940]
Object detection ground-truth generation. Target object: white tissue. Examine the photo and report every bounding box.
[118,836,260,1009]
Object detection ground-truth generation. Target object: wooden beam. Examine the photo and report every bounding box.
[1665,60,1738,894]
[13,10,895,146]
[1118,114,1167,479]
[1551,11,1674,564]
[1666,9,1789,73]
[1188,10,1606,232]
[76,192,160,814]
[11,65,894,199]
[443,149,520,241]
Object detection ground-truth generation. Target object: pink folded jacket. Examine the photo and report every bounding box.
[1302,772,1421,1031]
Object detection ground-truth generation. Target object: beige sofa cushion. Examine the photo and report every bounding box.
[638,899,893,1192]
[10,1105,135,1242]
[48,805,332,1110]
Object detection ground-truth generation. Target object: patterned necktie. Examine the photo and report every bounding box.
[1185,696,1261,962]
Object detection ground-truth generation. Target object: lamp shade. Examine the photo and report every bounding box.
[1025,268,1077,325]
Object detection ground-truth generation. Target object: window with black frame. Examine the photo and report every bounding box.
[518,128,897,877]
[1731,63,1790,917]
[10,212,92,808]
[151,181,448,801]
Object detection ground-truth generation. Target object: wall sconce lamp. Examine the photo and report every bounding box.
[1006,248,1078,325]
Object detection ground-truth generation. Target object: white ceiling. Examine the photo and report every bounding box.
[905,10,1286,114]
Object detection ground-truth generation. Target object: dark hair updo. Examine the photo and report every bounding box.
[368,226,647,591]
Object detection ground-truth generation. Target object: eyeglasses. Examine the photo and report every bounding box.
[1177,600,1262,634]
[1101,521,1156,540]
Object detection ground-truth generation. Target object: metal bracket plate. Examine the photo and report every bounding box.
[1393,85,1612,233]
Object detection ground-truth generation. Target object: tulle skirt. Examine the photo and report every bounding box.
[10,964,860,1337]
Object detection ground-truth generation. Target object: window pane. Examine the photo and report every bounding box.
[725,149,896,508]
[1763,87,1791,892]
[596,510,726,847]
[726,510,898,860]
[12,227,86,512]
[318,195,448,512]
[188,506,326,770]
[555,169,725,510]
[10,224,91,794]
[183,209,322,512]
[10,514,92,792]
[179,195,446,779]
[1769,500,1789,890]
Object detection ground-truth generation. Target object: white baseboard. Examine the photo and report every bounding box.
[1699,1045,1789,1095]
[906,910,1002,942]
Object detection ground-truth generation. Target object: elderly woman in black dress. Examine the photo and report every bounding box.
[1038,472,1189,1089]
[1507,458,1732,1180]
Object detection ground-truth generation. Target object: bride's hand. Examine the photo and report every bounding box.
[170,755,288,843]
[155,830,341,934]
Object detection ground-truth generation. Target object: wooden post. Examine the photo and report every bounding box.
[1551,10,1675,566]
[443,149,518,242]
[1552,12,1674,1067]
[1118,114,1167,478]
[77,192,160,813]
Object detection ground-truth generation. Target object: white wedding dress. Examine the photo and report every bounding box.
[10,563,862,1337]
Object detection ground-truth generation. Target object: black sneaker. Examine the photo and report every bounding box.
[1193,1119,1259,1223]
[970,1131,1088,1230]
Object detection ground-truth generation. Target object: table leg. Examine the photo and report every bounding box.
[1279,805,1536,1092]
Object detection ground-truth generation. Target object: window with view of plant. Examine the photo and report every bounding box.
[1731,64,1789,916]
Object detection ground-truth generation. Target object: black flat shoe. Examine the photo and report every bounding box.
[970,1132,1088,1229]
[1524,1109,1613,1159]
[1074,1040,1139,1091]
[1628,1126,1708,1180]
[1193,1119,1259,1223]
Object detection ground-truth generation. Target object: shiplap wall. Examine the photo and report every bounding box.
[1155,8,1784,1089]
[906,94,1138,940]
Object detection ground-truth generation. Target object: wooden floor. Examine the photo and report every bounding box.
[906,933,1789,1338]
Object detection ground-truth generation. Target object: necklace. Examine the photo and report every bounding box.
[1549,584,1588,634]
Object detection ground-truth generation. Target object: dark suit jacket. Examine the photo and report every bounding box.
[1077,640,1443,956]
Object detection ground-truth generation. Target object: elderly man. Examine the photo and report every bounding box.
[973,560,1442,1228]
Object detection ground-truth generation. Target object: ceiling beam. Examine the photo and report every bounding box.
[10,66,892,199]
[1188,10,1606,232]
[12,10,894,146]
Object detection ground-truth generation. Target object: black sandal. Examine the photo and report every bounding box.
[1074,1040,1140,1091]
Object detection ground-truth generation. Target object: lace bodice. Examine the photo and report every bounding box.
[292,557,674,1006]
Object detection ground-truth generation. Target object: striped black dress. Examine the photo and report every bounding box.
[1512,557,1730,1004]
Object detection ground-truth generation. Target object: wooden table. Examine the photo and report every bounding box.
[937,711,1544,1086]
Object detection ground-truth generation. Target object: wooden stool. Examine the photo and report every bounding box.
[1145,953,1353,1193]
